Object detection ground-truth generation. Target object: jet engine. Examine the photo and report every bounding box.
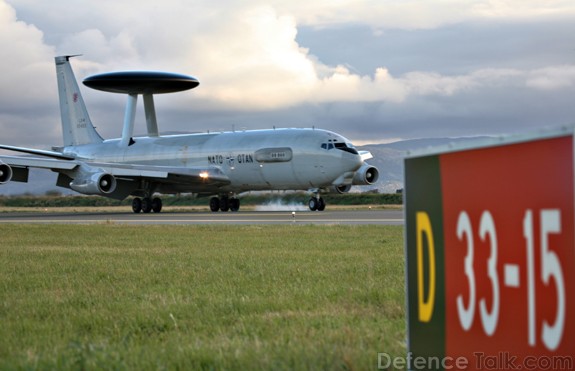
[352,163,379,185]
[0,161,13,184]
[330,184,352,194]
[69,172,117,195]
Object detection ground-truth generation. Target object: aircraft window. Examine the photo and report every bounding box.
[321,143,335,150]
[334,142,359,155]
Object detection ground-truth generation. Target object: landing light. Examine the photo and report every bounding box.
[199,171,209,179]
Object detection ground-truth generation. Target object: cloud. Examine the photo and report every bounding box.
[187,6,318,109]
[58,29,139,65]
[276,0,575,30]
[4,0,575,111]
[526,65,575,90]
[0,1,54,108]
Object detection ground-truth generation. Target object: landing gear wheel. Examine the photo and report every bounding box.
[308,197,318,211]
[220,197,230,212]
[132,197,142,213]
[317,197,326,211]
[141,197,153,213]
[309,197,325,211]
[152,197,163,213]
[230,198,240,212]
[209,197,220,212]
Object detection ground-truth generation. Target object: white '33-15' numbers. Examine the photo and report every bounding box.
[456,209,564,350]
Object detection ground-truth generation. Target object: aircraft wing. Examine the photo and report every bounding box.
[0,155,78,171]
[88,161,230,187]
[0,155,230,195]
[0,145,75,160]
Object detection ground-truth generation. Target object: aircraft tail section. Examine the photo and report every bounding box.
[55,56,103,146]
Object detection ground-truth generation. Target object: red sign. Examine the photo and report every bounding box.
[405,131,575,370]
[442,135,574,365]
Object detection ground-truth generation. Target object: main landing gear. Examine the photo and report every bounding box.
[132,197,163,213]
[210,195,240,212]
[308,196,326,211]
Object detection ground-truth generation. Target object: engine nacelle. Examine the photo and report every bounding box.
[330,184,352,194]
[0,162,13,184]
[352,163,379,185]
[69,172,117,195]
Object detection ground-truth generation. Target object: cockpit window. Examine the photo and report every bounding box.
[321,140,358,155]
[335,142,359,155]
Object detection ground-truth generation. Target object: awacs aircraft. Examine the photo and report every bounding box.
[0,56,378,213]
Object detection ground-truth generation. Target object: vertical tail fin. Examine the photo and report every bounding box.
[55,56,103,146]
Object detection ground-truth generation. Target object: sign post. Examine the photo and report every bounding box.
[404,128,575,370]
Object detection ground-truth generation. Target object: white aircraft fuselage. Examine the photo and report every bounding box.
[65,128,364,193]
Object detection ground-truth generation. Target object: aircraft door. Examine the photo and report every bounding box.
[255,147,299,188]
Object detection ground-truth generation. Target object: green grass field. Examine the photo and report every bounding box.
[0,224,405,370]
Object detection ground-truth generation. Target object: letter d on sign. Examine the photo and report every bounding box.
[416,211,436,322]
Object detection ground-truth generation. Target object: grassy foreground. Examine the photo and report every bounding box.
[0,225,405,370]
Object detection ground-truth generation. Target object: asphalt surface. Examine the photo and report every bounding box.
[0,209,404,225]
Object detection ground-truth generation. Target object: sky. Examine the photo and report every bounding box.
[1,0,575,148]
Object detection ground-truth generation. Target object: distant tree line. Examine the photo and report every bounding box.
[0,192,402,207]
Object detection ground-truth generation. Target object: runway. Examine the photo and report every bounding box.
[0,209,404,225]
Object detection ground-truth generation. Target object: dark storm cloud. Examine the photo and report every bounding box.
[297,19,575,75]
